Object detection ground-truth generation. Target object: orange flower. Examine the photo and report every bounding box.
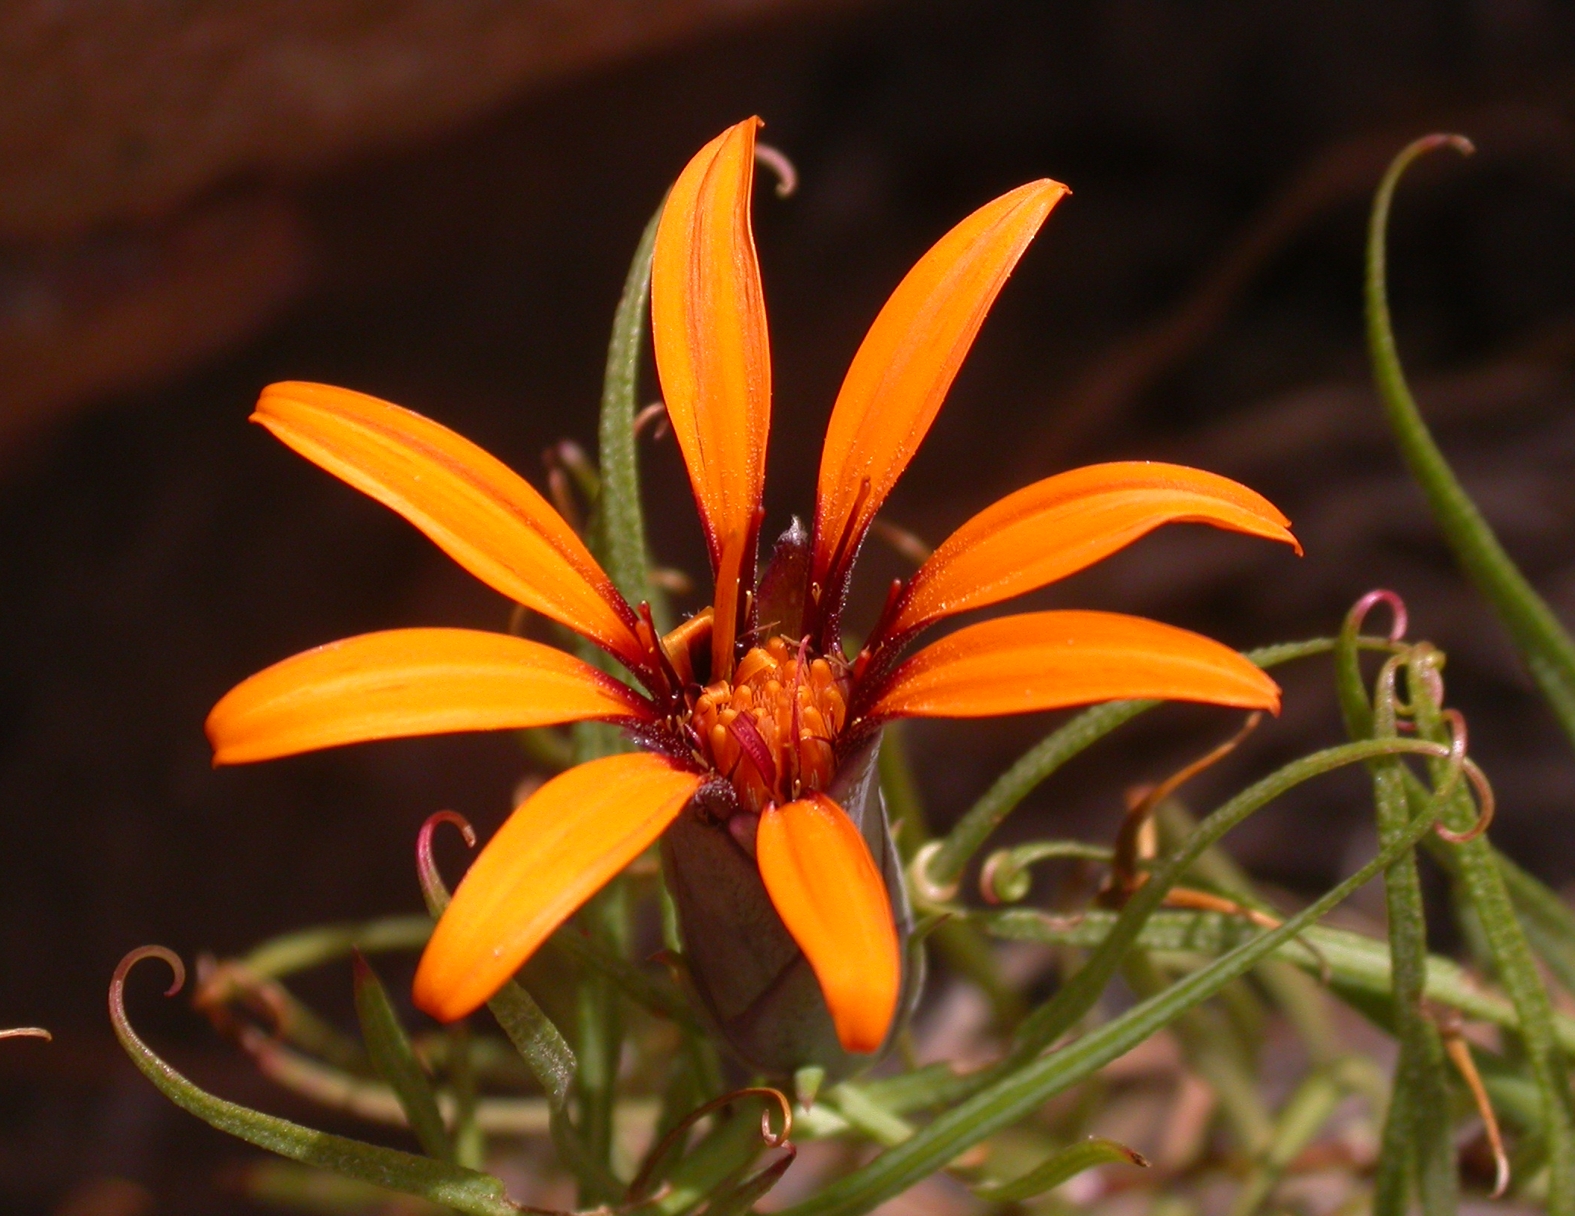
[206,118,1298,1060]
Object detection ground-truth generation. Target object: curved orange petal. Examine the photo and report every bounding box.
[254,382,647,672]
[207,629,652,765]
[811,179,1069,609]
[868,610,1280,721]
[651,118,771,575]
[755,792,900,1054]
[887,462,1300,640]
[413,753,702,1021]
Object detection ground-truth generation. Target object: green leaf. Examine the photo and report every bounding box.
[976,905,1575,1055]
[774,768,1455,1216]
[1366,134,1575,748]
[973,1137,1147,1202]
[596,200,668,621]
[1404,649,1575,1215]
[111,949,519,1216]
[351,951,454,1162]
[1364,660,1456,1216]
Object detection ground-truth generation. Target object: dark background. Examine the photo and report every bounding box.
[4,2,1575,1211]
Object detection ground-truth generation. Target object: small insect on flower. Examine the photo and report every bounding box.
[206,118,1299,1077]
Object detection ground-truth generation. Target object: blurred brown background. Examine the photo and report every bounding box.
[4,2,1575,1211]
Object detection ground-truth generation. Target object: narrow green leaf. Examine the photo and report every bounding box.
[828,1083,915,1147]
[774,775,1453,1216]
[243,915,434,979]
[574,884,629,1204]
[1124,951,1272,1153]
[974,1137,1147,1202]
[447,1024,485,1170]
[597,200,667,619]
[111,949,519,1216]
[976,906,1575,1054]
[1405,649,1575,1215]
[1492,848,1575,995]
[1365,663,1456,1216]
[351,951,454,1162]
[237,1161,449,1216]
[1366,134,1575,748]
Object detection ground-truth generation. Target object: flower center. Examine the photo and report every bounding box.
[687,635,851,814]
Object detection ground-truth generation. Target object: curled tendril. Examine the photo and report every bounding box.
[754,144,798,197]
[980,841,1114,905]
[909,841,961,907]
[110,946,187,1050]
[626,1086,794,1202]
[634,401,671,440]
[1372,671,1494,844]
[0,1026,50,1041]
[418,811,476,915]
[1347,588,1409,643]
[1434,709,1495,844]
[979,851,1024,905]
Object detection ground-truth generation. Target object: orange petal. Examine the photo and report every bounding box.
[887,462,1300,639]
[651,119,771,574]
[755,792,900,1054]
[254,382,647,672]
[413,753,701,1021]
[868,610,1280,720]
[207,629,652,765]
[812,179,1069,606]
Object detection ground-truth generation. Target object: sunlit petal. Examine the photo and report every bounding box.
[254,382,646,671]
[413,753,702,1021]
[811,179,1068,609]
[868,610,1280,720]
[651,117,771,574]
[207,629,652,765]
[886,462,1300,640]
[755,792,900,1054]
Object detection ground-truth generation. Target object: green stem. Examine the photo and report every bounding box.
[1366,134,1575,748]
[112,949,520,1216]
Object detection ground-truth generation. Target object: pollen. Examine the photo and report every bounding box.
[688,636,851,813]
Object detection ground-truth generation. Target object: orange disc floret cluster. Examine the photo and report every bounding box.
[687,637,851,814]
